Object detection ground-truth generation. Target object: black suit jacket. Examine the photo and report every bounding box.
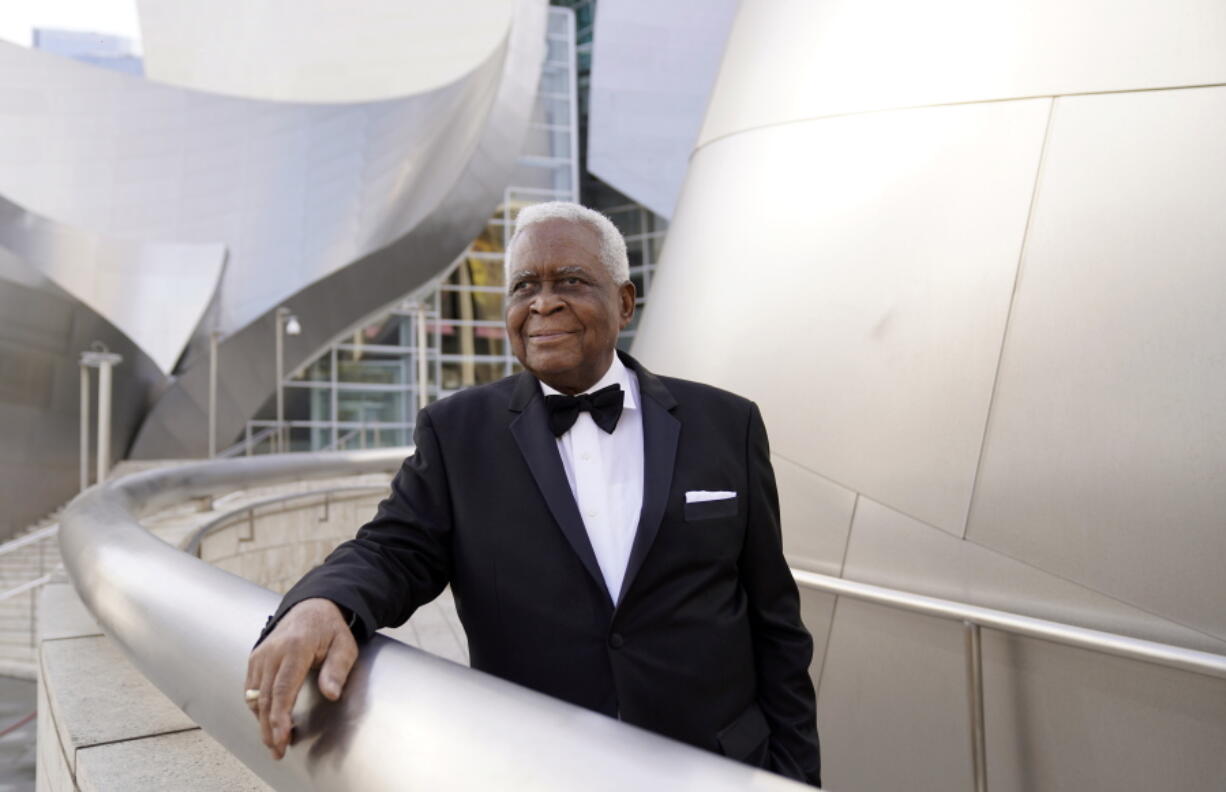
[267,353,821,785]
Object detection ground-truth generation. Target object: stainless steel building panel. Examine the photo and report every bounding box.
[846,497,1226,653]
[799,587,837,697]
[966,86,1226,639]
[816,598,973,792]
[981,631,1226,791]
[634,99,1050,534]
[773,454,856,576]
[701,0,1226,145]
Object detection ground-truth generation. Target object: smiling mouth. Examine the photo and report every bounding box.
[527,330,575,341]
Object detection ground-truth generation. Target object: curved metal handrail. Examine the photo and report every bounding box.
[791,570,1226,680]
[58,449,806,792]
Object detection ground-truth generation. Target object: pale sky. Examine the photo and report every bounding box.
[0,0,141,48]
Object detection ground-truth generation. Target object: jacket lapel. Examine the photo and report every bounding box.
[617,353,679,605]
[508,371,610,604]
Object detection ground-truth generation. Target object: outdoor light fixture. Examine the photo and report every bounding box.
[274,306,302,451]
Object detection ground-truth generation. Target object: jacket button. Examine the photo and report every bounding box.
[609,633,624,649]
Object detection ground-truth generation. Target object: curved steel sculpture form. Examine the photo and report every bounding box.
[0,195,224,375]
[57,451,806,791]
[0,217,165,538]
[0,0,548,462]
[633,1,1226,789]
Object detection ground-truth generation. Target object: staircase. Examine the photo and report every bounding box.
[0,510,63,679]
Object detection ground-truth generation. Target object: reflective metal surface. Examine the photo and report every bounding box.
[633,1,1226,788]
[0,0,546,464]
[137,0,517,102]
[700,0,1226,145]
[635,98,1051,534]
[0,194,224,375]
[58,450,808,791]
[0,223,163,540]
[585,0,738,218]
[965,85,1226,640]
[126,0,549,458]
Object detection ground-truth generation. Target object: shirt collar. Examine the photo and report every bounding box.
[538,353,638,411]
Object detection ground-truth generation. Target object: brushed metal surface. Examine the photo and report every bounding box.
[127,0,549,458]
[773,454,856,576]
[57,450,809,792]
[633,98,1050,534]
[846,497,1226,654]
[817,598,973,792]
[0,194,224,374]
[700,0,1226,146]
[585,0,738,218]
[137,0,516,102]
[0,0,538,342]
[980,631,1226,791]
[0,253,162,540]
[966,86,1226,640]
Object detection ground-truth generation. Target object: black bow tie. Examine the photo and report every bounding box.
[544,384,624,437]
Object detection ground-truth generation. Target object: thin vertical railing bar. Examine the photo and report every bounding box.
[964,621,987,792]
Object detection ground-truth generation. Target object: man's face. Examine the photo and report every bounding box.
[505,218,635,395]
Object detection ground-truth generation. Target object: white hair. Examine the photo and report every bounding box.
[505,201,630,286]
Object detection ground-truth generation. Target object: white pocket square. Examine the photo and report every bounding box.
[686,490,736,504]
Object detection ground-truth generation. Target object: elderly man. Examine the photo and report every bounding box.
[246,202,821,786]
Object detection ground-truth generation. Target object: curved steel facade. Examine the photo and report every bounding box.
[633,1,1226,789]
[0,201,165,538]
[0,0,548,514]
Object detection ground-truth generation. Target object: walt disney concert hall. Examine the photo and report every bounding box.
[1,0,1223,789]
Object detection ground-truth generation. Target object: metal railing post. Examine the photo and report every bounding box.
[81,345,122,484]
[417,305,428,410]
[79,362,91,491]
[963,620,988,792]
[208,331,219,458]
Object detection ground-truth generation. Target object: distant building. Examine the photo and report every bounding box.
[32,28,143,75]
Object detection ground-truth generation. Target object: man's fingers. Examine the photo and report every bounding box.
[244,654,263,716]
[256,657,277,751]
[268,652,310,757]
[317,631,358,701]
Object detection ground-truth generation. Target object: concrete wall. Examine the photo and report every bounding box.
[632,1,1226,789]
[199,490,386,595]
[36,581,269,792]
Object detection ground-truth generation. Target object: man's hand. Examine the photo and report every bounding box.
[245,598,358,759]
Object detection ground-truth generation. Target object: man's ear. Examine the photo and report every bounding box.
[618,281,636,329]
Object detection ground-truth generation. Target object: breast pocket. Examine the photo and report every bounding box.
[684,495,738,521]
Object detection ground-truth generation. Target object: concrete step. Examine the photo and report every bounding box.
[0,642,34,663]
[0,597,34,612]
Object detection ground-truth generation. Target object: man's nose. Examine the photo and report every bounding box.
[530,286,564,314]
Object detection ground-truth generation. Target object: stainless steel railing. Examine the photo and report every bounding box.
[181,485,388,557]
[0,523,60,654]
[790,569,1226,792]
[57,450,808,792]
[58,448,1226,792]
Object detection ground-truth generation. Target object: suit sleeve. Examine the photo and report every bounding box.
[259,409,454,644]
[740,402,822,787]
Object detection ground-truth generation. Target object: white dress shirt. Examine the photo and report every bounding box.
[539,355,644,604]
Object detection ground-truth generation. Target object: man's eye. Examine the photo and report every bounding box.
[563,277,583,286]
